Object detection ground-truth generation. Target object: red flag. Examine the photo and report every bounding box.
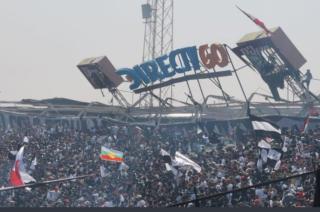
[9,146,36,186]
[10,161,24,186]
[236,6,271,34]
[9,147,25,186]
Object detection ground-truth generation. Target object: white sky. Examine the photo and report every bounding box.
[0,0,319,104]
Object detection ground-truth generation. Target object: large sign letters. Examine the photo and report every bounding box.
[116,43,229,90]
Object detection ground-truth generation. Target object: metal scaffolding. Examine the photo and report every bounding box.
[141,0,174,108]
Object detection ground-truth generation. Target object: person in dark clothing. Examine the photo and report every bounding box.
[302,69,313,90]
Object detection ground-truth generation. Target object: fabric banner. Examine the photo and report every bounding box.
[258,140,271,149]
[174,152,201,173]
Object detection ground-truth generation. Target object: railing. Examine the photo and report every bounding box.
[169,169,320,207]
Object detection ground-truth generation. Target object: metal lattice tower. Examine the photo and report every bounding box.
[141,0,174,108]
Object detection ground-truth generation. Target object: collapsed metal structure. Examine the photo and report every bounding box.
[1,4,319,130]
[1,27,320,128]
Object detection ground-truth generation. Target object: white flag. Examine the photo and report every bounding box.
[30,157,37,170]
[23,136,29,143]
[119,194,125,203]
[160,149,170,157]
[20,172,36,184]
[174,152,201,173]
[282,146,288,153]
[258,140,271,149]
[165,163,178,176]
[25,187,32,192]
[100,166,108,178]
[261,149,268,164]
[17,147,26,173]
[47,190,60,202]
[197,126,203,135]
[257,159,263,172]
[274,160,281,171]
[119,162,129,171]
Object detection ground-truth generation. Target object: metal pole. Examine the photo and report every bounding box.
[177,55,193,100]
[224,44,248,103]
[159,0,165,107]
[224,44,250,115]
[314,169,320,207]
[150,0,159,108]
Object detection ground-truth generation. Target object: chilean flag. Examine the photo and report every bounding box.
[10,146,25,186]
[9,146,36,187]
[236,6,271,34]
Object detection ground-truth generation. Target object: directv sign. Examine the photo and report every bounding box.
[117,43,229,90]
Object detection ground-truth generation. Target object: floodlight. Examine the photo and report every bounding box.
[141,4,152,19]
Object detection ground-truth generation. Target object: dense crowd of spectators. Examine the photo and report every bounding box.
[0,119,319,207]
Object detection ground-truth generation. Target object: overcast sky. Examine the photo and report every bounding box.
[0,0,319,104]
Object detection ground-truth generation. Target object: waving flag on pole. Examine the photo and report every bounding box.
[9,146,36,186]
[249,114,282,139]
[174,152,201,173]
[100,165,108,178]
[10,147,24,186]
[249,113,284,171]
[100,146,124,162]
[236,6,271,34]
[30,157,37,171]
[160,149,172,164]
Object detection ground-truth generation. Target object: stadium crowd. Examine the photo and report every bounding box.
[0,119,320,207]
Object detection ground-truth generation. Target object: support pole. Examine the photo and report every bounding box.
[224,44,250,113]
[314,169,320,207]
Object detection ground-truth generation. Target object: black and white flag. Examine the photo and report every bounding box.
[250,114,281,136]
[250,114,283,149]
[165,163,178,176]
[160,149,172,164]
[250,114,284,171]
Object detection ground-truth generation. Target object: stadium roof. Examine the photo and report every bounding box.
[20,98,107,107]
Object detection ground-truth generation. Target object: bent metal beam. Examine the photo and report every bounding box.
[133,70,232,94]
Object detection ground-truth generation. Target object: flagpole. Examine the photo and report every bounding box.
[313,169,320,206]
[236,6,271,35]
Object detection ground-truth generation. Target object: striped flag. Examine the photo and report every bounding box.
[100,147,124,163]
[236,6,271,34]
[250,114,281,137]
[10,151,24,186]
[250,114,283,150]
[9,146,36,186]
[160,149,172,164]
[250,114,284,171]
